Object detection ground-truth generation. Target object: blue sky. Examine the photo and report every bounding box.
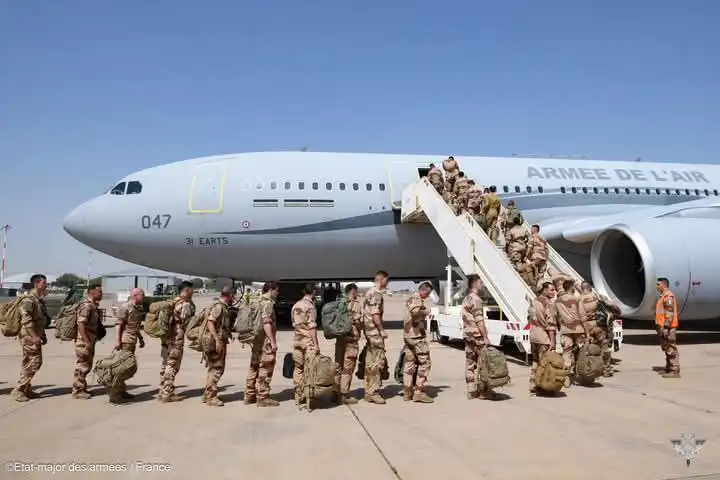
[1,1,719,279]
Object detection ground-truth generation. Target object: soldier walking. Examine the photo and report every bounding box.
[554,280,590,386]
[12,274,48,402]
[656,277,680,378]
[362,270,390,404]
[111,287,145,404]
[159,281,195,403]
[72,283,103,399]
[579,282,614,378]
[334,283,361,404]
[203,285,233,406]
[427,163,444,196]
[245,281,281,407]
[461,275,496,399]
[401,282,434,403]
[291,284,320,408]
[529,282,558,394]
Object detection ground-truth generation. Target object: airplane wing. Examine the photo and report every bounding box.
[540,197,720,243]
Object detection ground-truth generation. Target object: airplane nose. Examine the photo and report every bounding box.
[62,206,84,239]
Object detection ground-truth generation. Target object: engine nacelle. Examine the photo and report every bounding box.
[590,218,720,320]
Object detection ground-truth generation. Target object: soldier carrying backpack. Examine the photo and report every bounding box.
[4,274,48,402]
[529,282,568,395]
[199,286,234,407]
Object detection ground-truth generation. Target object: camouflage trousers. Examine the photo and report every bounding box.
[363,338,386,397]
[530,258,547,286]
[159,338,184,398]
[465,338,491,394]
[73,340,96,394]
[108,342,137,399]
[334,336,359,395]
[485,209,499,242]
[292,341,317,402]
[529,343,551,390]
[561,333,585,375]
[204,345,227,400]
[585,321,612,375]
[657,327,680,373]
[430,180,444,197]
[16,335,43,393]
[403,337,431,391]
[245,335,276,400]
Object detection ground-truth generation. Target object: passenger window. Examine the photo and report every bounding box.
[366,183,372,191]
[614,187,620,194]
[503,186,509,193]
[271,182,277,190]
[635,188,640,194]
[582,187,588,194]
[625,188,630,194]
[339,183,346,191]
[379,183,386,191]
[714,189,718,196]
[593,187,598,194]
[326,182,332,190]
[695,189,700,195]
[704,189,709,196]
[126,181,142,194]
[256,182,263,190]
[603,187,609,194]
[515,186,520,193]
[538,186,544,193]
[685,189,690,195]
[675,189,681,195]
[353,183,359,191]
[560,187,566,194]
[298,182,305,190]
[655,188,660,195]
[645,188,651,194]
[665,189,671,195]
[312,182,318,190]
[526,186,532,193]
[110,182,126,195]
[571,187,577,194]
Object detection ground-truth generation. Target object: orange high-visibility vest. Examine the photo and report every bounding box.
[655,291,679,328]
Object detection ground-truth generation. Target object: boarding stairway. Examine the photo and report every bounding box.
[401,178,536,326]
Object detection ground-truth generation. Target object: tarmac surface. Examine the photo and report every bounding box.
[1,293,720,480]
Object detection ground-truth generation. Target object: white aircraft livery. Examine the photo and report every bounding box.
[63,151,720,321]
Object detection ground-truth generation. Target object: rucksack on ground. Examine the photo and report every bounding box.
[476,346,511,389]
[54,303,80,341]
[282,352,294,379]
[93,349,137,388]
[144,300,176,338]
[355,345,390,381]
[302,354,336,410]
[0,295,27,337]
[233,302,260,344]
[576,343,604,385]
[321,298,352,340]
[536,350,568,393]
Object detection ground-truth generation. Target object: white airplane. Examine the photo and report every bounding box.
[63,151,720,321]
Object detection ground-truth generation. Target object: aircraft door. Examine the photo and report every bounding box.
[387,161,421,209]
[189,163,227,214]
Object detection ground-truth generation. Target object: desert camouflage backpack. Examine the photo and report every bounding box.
[0,294,27,337]
[536,350,568,392]
[576,343,603,385]
[93,349,137,388]
[144,300,177,338]
[233,300,261,344]
[476,346,511,389]
[54,303,81,341]
[302,354,336,410]
[186,305,212,352]
[321,298,352,340]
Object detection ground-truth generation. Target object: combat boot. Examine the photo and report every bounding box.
[109,396,127,405]
[363,393,386,404]
[662,372,681,379]
[206,397,224,407]
[159,394,183,403]
[412,390,434,403]
[25,387,40,399]
[72,391,92,400]
[257,397,279,407]
[340,394,358,405]
[13,389,29,402]
[467,391,479,400]
[243,395,257,405]
[402,387,413,401]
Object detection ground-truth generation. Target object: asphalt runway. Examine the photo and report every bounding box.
[1,293,719,480]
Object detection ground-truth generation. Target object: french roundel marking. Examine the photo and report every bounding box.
[242,220,250,229]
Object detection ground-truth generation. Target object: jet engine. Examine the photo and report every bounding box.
[590,218,720,320]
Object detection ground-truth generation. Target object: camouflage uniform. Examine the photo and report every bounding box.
[452,176,470,214]
[554,291,587,376]
[291,296,318,404]
[204,301,230,405]
[159,297,194,401]
[73,298,100,397]
[657,290,680,375]
[334,297,361,402]
[505,224,531,273]
[466,186,483,217]
[482,192,502,242]
[14,291,46,401]
[529,295,557,391]
[527,232,549,288]
[402,292,433,402]
[461,291,492,398]
[245,293,279,406]
[427,166,444,196]
[362,286,386,403]
[111,301,143,402]
[580,292,612,377]
[442,159,459,203]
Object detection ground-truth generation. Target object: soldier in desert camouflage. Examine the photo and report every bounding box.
[160,281,195,403]
[72,283,103,400]
[12,274,48,402]
[111,287,145,404]
[245,281,281,407]
[402,282,434,403]
[291,284,320,408]
[362,270,390,405]
[203,285,233,406]
[334,283,361,404]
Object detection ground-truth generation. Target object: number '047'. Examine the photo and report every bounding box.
[141,214,171,229]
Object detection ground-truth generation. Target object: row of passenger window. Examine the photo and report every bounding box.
[109,181,143,195]
[251,181,387,192]
[504,185,720,197]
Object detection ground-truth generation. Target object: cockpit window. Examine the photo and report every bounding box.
[126,181,142,194]
[110,182,126,195]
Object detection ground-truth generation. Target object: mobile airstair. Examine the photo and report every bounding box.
[401,177,623,359]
